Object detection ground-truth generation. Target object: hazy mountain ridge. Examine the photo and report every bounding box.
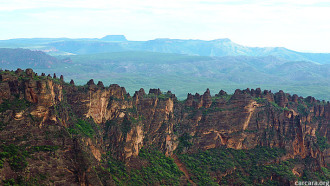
[1,35,330,64]
[45,38,330,64]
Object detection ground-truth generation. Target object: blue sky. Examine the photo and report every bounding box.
[1,0,330,52]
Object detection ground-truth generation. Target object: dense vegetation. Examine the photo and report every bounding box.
[100,148,183,185]
[0,144,29,171]
[178,147,330,185]
[68,118,97,138]
[0,144,60,185]
[0,98,30,113]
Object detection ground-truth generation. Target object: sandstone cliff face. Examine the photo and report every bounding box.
[65,82,130,124]
[0,69,104,185]
[67,77,329,174]
[0,69,329,185]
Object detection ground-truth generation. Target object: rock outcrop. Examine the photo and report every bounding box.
[0,69,329,185]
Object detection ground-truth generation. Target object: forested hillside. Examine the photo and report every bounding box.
[0,48,64,69]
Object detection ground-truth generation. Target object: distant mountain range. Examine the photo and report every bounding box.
[0,35,330,100]
[0,48,329,100]
[1,35,330,64]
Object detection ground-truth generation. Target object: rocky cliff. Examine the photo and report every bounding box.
[0,68,329,185]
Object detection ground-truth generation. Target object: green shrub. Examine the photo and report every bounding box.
[0,98,30,112]
[270,101,290,112]
[176,133,193,153]
[68,119,95,138]
[297,104,309,116]
[0,121,6,131]
[105,148,183,185]
[157,93,172,100]
[31,145,59,152]
[0,144,29,171]
[178,146,291,185]
[126,106,137,114]
[316,132,330,151]
[254,97,267,104]
[213,94,232,102]
[121,117,131,135]
[2,178,15,186]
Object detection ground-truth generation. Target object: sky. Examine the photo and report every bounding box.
[1,0,330,52]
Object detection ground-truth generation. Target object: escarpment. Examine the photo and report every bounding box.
[0,69,329,185]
